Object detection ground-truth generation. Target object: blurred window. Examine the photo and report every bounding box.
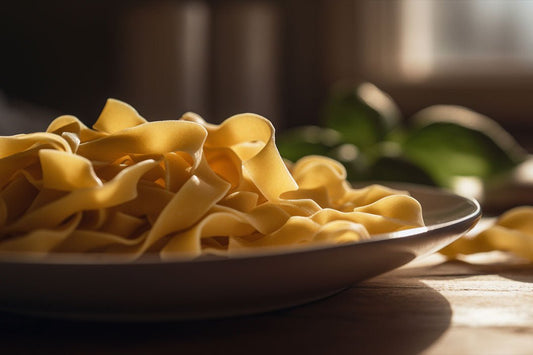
[365,0,533,82]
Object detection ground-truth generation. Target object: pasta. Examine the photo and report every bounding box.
[0,99,424,260]
[440,206,533,261]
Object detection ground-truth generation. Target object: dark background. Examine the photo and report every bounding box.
[1,0,532,150]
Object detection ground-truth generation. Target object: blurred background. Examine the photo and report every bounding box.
[1,0,531,139]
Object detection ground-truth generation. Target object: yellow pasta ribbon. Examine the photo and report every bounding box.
[440,206,533,261]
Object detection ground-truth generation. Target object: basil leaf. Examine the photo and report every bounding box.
[277,126,341,162]
[323,83,401,150]
[404,110,525,187]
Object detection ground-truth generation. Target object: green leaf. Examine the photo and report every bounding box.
[323,82,401,149]
[403,107,526,186]
[410,105,526,164]
[364,141,437,185]
[369,156,437,186]
[276,126,342,162]
[327,143,370,181]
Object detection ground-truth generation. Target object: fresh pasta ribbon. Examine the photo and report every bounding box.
[187,112,299,201]
[0,98,425,260]
[0,213,82,255]
[40,150,103,191]
[440,206,533,261]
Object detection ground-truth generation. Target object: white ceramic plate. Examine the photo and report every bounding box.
[0,184,480,321]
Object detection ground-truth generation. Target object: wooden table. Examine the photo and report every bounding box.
[1,252,531,354]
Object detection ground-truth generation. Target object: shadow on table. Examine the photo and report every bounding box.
[466,261,533,284]
[406,257,533,284]
[499,266,533,283]
[0,277,451,355]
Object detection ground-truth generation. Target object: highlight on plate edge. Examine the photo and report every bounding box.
[1,98,440,260]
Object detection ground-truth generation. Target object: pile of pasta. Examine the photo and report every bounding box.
[0,99,424,260]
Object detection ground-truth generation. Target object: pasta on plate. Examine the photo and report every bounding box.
[0,99,424,260]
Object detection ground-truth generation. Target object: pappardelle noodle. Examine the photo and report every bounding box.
[0,99,424,260]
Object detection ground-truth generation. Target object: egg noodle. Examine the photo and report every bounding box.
[0,99,425,260]
[440,206,533,262]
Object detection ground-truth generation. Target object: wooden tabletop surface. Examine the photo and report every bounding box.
[1,252,531,355]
